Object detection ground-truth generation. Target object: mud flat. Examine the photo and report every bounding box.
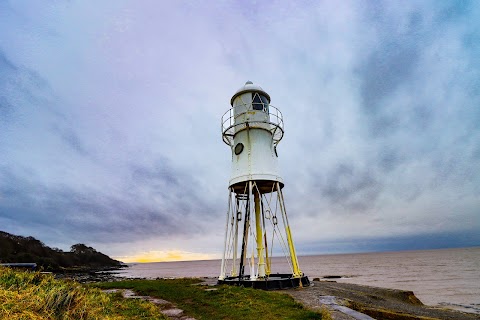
[285,279,479,320]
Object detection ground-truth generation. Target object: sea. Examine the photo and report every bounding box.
[113,247,480,315]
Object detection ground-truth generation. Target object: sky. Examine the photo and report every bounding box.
[1,0,479,263]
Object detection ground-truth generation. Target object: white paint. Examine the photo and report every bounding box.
[224,82,284,188]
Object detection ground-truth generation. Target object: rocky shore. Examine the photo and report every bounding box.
[285,279,480,320]
[53,266,128,283]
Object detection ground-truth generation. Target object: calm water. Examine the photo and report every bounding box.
[114,247,480,314]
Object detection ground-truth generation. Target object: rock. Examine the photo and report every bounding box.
[103,289,195,319]
[147,297,171,305]
[161,308,184,317]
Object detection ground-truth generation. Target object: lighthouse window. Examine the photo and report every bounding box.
[252,93,269,111]
[234,143,244,155]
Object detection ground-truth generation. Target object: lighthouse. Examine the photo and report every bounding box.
[219,81,309,289]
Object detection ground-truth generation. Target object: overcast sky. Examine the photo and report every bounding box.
[1,1,479,262]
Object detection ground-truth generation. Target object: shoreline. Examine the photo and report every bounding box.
[287,279,480,320]
[66,270,479,319]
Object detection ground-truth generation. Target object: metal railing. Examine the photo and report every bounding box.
[221,104,284,146]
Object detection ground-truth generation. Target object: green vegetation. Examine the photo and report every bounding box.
[94,278,322,320]
[0,231,122,271]
[0,267,166,319]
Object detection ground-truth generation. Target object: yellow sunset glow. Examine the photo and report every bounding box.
[114,250,217,263]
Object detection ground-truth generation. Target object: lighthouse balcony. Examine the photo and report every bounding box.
[221,104,284,146]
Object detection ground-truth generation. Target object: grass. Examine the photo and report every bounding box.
[94,278,323,320]
[0,266,166,319]
[1,266,324,319]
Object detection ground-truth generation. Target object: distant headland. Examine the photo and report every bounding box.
[0,230,123,272]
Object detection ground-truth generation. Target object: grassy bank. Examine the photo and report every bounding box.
[94,278,323,319]
[1,266,323,319]
[0,267,165,319]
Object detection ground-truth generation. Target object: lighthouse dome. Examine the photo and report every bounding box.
[230,81,271,106]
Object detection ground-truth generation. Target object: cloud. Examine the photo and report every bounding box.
[0,51,46,124]
[0,1,479,259]
[117,250,215,263]
[318,162,382,212]
[299,229,480,255]
[0,158,217,246]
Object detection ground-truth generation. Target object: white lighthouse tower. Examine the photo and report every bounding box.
[219,81,309,289]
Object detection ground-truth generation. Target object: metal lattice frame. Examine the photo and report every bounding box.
[219,183,301,281]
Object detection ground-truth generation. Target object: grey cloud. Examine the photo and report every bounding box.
[300,229,480,255]
[131,160,182,190]
[360,42,419,115]
[0,50,17,75]
[1,51,92,159]
[51,124,89,156]
[128,160,218,220]
[0,96,15,122]
[358,6,439,137]
[0,160,215,244]
[378,147,405,173]
[0,52,19,123]
[473,142,480,161]
[315,163,382,212]
[1,1,479,256]
[436,1,472,22]
[0,50,56,121]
